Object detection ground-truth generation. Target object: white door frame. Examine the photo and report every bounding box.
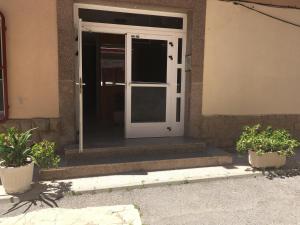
[76,19,84,152]
[75,4,187,149]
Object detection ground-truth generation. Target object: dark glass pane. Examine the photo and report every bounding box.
[132,39,167,83]
[176,97,181,122]
[177,68,182,93]
[131,87,166,123]
[0,79,4,111]
[79,9,183,29]
[178,38,182,64]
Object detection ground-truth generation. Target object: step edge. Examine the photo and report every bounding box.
[65,143,207,155]
[42,155,232,172]
[40,156,233,180]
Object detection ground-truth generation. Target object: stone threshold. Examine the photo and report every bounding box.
[0,165,261,204]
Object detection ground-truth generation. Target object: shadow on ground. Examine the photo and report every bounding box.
[228,148,300,180]
[262,168,300,180]
[3,181,72,215]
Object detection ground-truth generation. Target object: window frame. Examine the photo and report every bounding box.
[0,11,8,121]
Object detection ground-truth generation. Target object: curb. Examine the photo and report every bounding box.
[66,171,263,196]
[0,195,19,204]
[0,170,262,204]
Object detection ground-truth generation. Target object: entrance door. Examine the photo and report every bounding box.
[125,33,176,138]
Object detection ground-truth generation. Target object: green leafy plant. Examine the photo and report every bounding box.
[236,124,300,157]
[31,140,60,169]
[0,127,35,167]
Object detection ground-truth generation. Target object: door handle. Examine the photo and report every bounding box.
[75,82,86,86]
[76,78,86,94]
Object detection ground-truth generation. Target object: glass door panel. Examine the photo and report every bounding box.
[131,87,166,123]
[132,39,167,83]
[125,34,175,138]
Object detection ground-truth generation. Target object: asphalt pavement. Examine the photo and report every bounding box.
[0,174,299,225]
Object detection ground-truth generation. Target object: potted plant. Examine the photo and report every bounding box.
[236,124,299,168]
[0,128,60,194]
[31,140,60,170]
[0,128,35,194]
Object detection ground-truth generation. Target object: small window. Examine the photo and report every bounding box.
[176,97,181,122]
[79,9,184,30]
[177,68,182,93]
[0,12,8,121]
[177,38,183,64]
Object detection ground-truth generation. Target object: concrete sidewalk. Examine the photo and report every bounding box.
[0,205,142,225]
[0,164,261,204]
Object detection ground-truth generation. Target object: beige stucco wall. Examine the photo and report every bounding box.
[203,0,300,115]
[0,0,59,118]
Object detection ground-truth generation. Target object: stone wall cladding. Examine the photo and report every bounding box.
[200,115,300,148]
[0,118,62,150]
[57,0,77,147]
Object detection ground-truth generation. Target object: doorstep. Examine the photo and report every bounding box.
[40,146,233,180]
[0,164,261,204]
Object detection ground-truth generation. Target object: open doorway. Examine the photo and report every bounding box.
[82,32,125,146]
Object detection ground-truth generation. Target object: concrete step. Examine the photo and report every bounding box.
[40,148,233,180]
[65,140,207,161]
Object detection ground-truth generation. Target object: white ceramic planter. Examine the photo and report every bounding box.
[0,162,34,194]
[248,150,286,169]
